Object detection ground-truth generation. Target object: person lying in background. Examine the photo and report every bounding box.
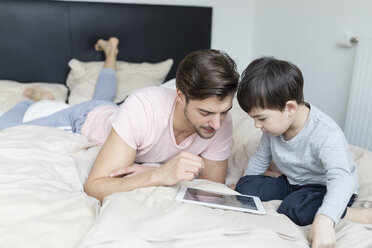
[0,39,241,202]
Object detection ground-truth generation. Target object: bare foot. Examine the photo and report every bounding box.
[94,37,119,57]
[23,86,55,101]
[345,206,372,224]
[227,184,236,190]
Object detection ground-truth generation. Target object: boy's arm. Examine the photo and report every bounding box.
[315,133,356,225]
[308,214,336,248]
[308,133,356,247]
[244,132,273,175]
[84,129,204,202]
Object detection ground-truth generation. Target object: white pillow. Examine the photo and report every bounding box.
[161,78,176,89]
[66,58,173,105]
[0,80,68,113]
[226,97,262,185]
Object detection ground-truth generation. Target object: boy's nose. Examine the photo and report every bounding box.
[254,120,262,128]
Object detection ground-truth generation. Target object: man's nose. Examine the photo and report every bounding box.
[209,114,221,130]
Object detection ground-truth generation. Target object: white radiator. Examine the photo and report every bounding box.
[344,38,372,152]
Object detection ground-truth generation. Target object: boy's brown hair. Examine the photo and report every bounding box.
[237,56,304,113]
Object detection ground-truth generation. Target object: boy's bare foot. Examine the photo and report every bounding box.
[345,206,372,224]
[23,86,55,101]
[94,37,119,58]
[227,184,236,190]
[360,207,372,224]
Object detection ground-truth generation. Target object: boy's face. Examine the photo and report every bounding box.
[248,107,293,136]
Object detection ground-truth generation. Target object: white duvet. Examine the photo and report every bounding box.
[0,126,371,248]
[0,126,100,248]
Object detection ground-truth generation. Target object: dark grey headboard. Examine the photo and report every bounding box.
[0,0,212,84]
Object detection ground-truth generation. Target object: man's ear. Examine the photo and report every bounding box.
[176,89,186,105]
[285,100,297,116]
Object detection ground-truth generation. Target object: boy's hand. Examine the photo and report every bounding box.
[262,170,282,178]
[308,214,335,248]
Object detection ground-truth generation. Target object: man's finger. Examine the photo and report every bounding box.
[122,172,136,178]
[184,172,196,181]
[109,166,132,177]
[184,164,201,174]
[179,151,203,162]
[179,158,203,169]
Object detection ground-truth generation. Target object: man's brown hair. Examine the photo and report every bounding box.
[176,49,239,101]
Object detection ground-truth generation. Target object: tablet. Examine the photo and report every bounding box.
[175,185,266,215]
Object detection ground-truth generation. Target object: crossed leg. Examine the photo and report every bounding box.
[95,37,119,69]
[0,37,120,131]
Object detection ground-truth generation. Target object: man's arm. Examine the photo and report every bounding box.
[110,156,227,184]
[84,128,154,201]
[198,158,227,184]
[84,129,204,202]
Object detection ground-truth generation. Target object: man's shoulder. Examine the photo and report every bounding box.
[132,86,176,99]
[126,86,176,110]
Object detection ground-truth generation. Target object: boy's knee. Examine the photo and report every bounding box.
[235,175,262,195]
[278,197,317,226]
[235,175,286,201]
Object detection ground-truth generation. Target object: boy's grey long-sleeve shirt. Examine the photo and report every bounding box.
[244,104,359,225]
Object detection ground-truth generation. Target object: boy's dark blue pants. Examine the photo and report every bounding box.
[235,175,355,226]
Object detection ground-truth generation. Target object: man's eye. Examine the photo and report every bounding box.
[200,112,209,116]
[258,118,266,121]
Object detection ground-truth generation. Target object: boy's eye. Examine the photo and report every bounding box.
[258,118,266,121]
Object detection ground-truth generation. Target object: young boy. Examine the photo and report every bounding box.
[235,57,372,248]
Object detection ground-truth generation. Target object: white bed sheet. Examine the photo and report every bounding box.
[1,125,372,248]
[0,126,100,248]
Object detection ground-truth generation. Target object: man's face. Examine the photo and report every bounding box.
[248,107,293,136]
[183,94,233,139]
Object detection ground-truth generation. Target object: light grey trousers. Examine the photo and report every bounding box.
[0,68,117,133]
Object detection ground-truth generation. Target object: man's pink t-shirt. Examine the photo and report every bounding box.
[81,87,232,163]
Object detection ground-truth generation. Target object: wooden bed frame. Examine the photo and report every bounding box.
[0,0,212,84]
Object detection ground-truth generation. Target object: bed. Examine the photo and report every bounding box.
[1,1,372,247]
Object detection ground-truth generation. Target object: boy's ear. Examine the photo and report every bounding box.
[285,101,297,116]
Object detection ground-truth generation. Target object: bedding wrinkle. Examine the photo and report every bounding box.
[78,181,309,248]
[0,126,100,248]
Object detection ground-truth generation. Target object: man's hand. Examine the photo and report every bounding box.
[155,151,205,186]
[308,214,336,248]
[109,164,156,178]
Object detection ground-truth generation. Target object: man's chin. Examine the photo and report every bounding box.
[197,130,216,139]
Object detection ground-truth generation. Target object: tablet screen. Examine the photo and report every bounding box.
[183,188,258,211]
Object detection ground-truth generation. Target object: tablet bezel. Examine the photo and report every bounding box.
[175,185,266,215]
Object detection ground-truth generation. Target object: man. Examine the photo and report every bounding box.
[84,49,239,202]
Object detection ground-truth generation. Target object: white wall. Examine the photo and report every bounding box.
[66,0,372,128]
[251,0,372,129]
